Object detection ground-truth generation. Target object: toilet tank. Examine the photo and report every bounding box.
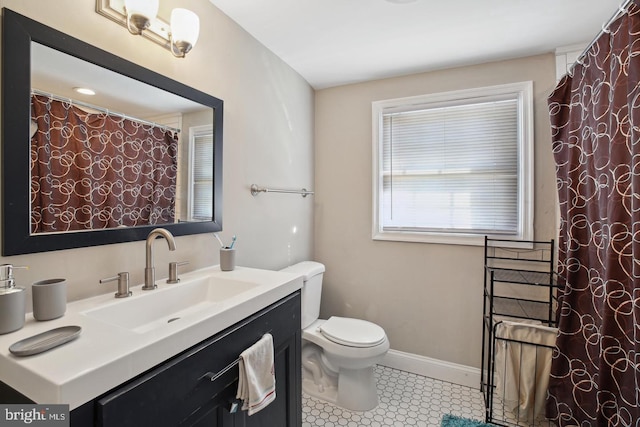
[280,261,325,329]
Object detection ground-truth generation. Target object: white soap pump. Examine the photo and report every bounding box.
[0,264,28,334]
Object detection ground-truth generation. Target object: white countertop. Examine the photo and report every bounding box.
[0,266,303,410]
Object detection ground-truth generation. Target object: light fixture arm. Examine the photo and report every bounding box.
[170,36,192,58]
[125,12,151,35]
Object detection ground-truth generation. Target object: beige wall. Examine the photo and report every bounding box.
[1,1,560,370]
[314,54,558,368]
[0,1,314,309]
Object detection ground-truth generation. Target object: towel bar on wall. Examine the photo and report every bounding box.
[250,184,314,198]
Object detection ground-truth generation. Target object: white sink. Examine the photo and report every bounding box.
[82,276,258,333]
[0,266,303,409]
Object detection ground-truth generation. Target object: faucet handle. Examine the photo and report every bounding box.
[167,261,189,284]
[100,272,132,298]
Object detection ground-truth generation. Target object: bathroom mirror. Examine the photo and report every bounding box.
[1,9,223,255]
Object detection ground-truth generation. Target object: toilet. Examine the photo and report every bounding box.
[281,261,389,411]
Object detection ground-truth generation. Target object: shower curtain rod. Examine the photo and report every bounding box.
[31,88,181,134]
[569,0,634,75]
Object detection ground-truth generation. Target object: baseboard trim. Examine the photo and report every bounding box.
[380,349,481,389]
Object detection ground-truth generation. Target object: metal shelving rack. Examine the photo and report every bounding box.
[480,237,560,426]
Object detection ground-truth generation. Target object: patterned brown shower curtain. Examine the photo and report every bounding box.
[30,95,178,233]
[547,2,640,425]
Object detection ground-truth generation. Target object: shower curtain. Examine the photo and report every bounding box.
[547,2,640,425]
[31,95,178,233]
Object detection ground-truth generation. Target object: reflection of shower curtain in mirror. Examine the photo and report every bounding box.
[547,2,640,425]
[30,95,178,233]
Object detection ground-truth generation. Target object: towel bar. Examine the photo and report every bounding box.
[202,331,274,383]
[250,184,314,198]
[201,358,240,383]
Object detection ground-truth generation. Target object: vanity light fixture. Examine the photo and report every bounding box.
[96,0,200,58]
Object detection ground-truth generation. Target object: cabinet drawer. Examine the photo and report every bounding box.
[96,292,300,427]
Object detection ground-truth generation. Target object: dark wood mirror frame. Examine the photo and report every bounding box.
[1,9,223,255]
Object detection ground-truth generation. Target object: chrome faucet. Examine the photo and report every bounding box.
[143,228,176,290]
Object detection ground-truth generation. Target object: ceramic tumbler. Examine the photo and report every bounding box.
[220,248,236,271]
[32,278,67,321]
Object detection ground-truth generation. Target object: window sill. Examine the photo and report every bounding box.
[372,231,532,247]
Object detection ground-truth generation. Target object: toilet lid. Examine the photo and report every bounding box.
[319,317,387,348]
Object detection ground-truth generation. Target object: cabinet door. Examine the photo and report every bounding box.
[187,408,222,427]
[232,332,301,427]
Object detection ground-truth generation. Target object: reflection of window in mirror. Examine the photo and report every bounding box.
[189,125,214,221]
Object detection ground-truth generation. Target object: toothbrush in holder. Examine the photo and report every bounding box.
[214,233,225,248]
[214,233,237,249]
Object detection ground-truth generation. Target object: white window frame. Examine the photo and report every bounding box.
[371,81,534,246]
[188,124,214,221]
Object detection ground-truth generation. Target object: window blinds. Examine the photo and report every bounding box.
[381,99,519,235]
[191,132,213,220]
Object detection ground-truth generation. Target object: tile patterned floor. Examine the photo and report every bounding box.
[302,365,487,427]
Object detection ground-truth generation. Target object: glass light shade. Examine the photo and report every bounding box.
[124,0,159,20]
[170,8,200,47]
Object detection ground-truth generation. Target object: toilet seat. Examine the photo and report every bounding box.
[319,317,386,348]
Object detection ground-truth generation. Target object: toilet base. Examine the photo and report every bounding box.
[302,364,380,412]
[302,374,338,405]
[301,320,388,412]
[337,366,379,411]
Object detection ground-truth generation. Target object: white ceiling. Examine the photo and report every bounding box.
[31,43,205,118]
[208,0,624,89]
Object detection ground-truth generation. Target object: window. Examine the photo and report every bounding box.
[372,82,533,245]
[188,125,214,221]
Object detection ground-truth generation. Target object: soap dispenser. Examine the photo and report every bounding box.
[0,264,28,334]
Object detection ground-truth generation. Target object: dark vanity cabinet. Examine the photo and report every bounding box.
[70,291,301,426]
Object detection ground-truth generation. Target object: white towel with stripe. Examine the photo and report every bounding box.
[236,333,276,415]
